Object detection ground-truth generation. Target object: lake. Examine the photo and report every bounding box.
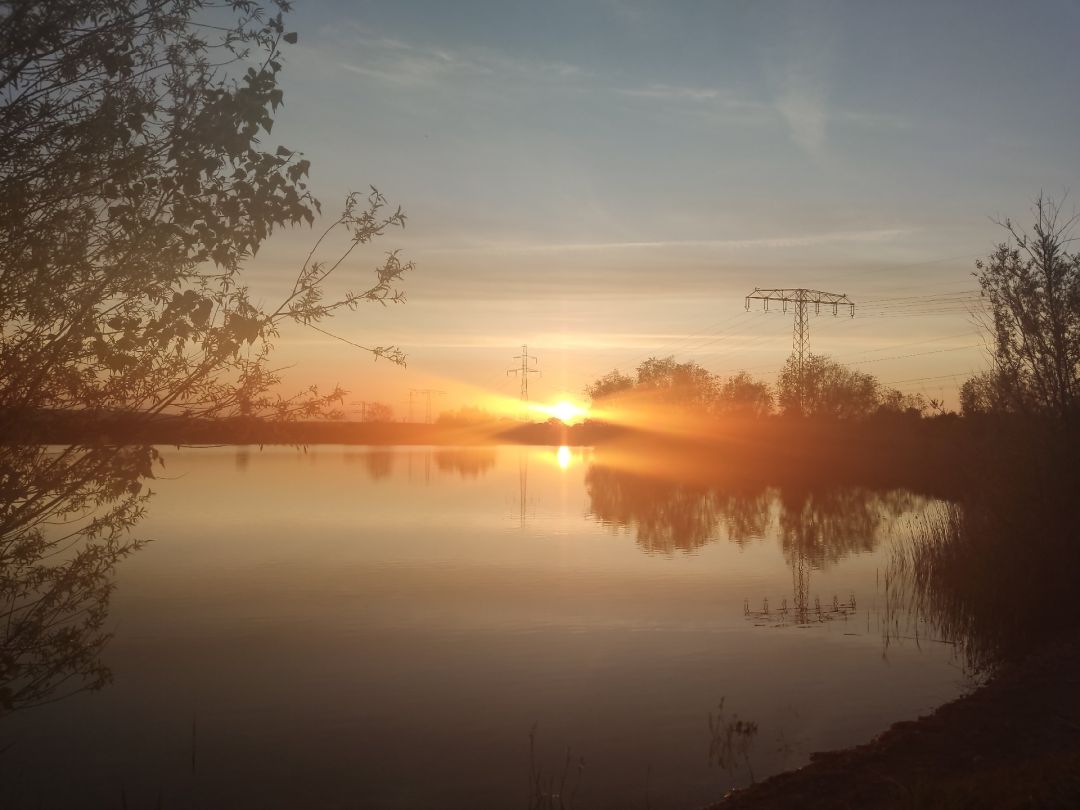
[2,445,971,809]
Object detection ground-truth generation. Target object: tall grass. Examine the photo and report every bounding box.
[893,423,1080,672]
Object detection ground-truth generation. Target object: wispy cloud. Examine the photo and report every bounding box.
[314,21,905,152]
[619,78,905,148]
[429,228,910,254]
[619,82,768,111]
[598,0,649,26]
[775,74,829,154]
[768,4,836,155]
[329,24,588,90]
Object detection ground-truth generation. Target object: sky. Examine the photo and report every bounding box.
[246,0,1080,417]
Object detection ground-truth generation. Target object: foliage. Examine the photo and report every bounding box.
[776,354,879,419]
[361,401,393,422]
[584,369,634,401]
[876,388,929,418]
[958,371,1010,416]
[0,1,411,716]
[0,446,154,715]
[0,0,411,431]
[895,429,1080,672]
[635,356,719,407]
[586,358,775,419]
[975,195,1080,419]
[718,371,774,417]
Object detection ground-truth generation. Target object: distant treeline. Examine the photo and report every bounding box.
[10,407,1025,492]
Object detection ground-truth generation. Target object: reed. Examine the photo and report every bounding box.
[894,425,1080,671]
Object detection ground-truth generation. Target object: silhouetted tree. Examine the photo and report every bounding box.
[586,358,722,413]
[0,1,410,714]
[717,371,773,417]
[975,194,1080,419]
[776,354,879,418]
[635,356,719,407]
[584,369,634,401]
[0,445,154,715]
[875,388,928,418]
[0,0,410,434]
[958,370,1011,416]
[362,402,394,422]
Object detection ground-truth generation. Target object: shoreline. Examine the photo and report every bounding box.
[707,636,1080,809]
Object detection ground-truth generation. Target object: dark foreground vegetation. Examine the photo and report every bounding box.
[714,196,1080,806]
[713,422,1080,808]
[712,636,1080,809]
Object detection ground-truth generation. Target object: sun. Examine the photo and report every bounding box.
[546,400,585,424]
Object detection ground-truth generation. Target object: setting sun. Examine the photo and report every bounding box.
[540,400,587,424]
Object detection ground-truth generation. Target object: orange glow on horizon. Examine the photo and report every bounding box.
[532,399,588,424]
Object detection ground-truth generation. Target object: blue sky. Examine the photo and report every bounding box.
[251,0,1080,415]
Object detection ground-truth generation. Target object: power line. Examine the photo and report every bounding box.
[576,309,754,383]
[408,388,445,423]
[843,344,981,366]
[745,287,855,412]
[883,370,980,385]
[507,344,540,403]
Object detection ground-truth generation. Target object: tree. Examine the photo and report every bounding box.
[0,1,410,713]
[975,195,1080,419]
[361,401,393,423]
[717,372,773,417]
[585,369,634,401]
[959,371,1009,416]
[875,388,928,418]
[635,356,718,407]
[585,358,724,420]
[0,0,411,433]
[1,444,152,715]
[777,354,879,419]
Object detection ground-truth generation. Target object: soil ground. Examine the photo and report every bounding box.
[707,637,1080,809]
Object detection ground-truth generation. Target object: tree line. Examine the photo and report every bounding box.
[589,196,1080,425]
[585,354,935,421]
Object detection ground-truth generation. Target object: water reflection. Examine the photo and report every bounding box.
[434,447,497,479]
[585,459,915,568]
[555,445,572,470]
[777,487,913,568]
[363,448,395,480]
[1,444,974,808]
[583,454,937,636]
[0,445,153,717]
[586,464,723,552]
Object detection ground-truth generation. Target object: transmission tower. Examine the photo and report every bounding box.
[409,388,445,424]
[507,345,540,404]
[745,288,855,412]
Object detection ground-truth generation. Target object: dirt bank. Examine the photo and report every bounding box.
[709,638,1080,809]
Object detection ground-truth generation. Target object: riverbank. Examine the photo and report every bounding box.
[709,636,1080,809]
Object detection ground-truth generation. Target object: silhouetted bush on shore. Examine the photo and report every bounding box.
[896,419,1080,671]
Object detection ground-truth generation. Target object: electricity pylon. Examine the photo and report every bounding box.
[409,388,445,424]
[507,345,540,409]
[745,288,855,413]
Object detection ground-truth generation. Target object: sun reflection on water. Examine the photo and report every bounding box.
[556,445,572,470]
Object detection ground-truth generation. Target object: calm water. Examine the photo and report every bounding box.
[3,445,970,809]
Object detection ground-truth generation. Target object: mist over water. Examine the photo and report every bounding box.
[2,445,970,809]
